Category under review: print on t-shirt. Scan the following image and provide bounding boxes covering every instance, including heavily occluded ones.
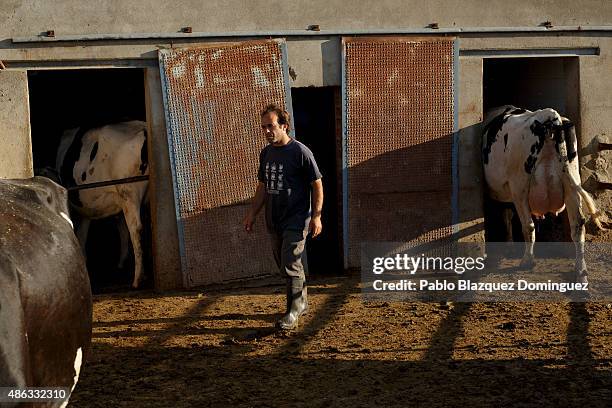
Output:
[266,162,285,195]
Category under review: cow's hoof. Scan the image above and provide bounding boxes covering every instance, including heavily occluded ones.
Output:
[576,271,588,285]
[131,274,144,289]
[519,258,535,270]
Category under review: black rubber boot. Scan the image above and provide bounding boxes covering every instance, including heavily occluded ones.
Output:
[277,283,308,330]
[285,280,292,314]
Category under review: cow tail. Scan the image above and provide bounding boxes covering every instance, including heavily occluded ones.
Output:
[578,187,604,230]
[557,119,605,230]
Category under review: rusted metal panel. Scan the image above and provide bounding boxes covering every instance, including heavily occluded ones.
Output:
[342,37,457,268]
[159,40,291,287]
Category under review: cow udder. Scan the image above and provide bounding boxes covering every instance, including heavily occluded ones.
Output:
[528,141,565,217]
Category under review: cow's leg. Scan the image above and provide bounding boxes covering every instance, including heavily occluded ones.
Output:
[117,216,130,270]
[502,207,514,242]
[75,218,90,259]
[513,196,536,269]
[120,199,143,288]
[565,190,587,283]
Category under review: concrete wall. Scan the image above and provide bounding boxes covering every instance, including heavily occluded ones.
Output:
[457,57,484,244]
[578,40,612,236]
[1,1,610,37]
[0,1,610,289]
[144,68,183,290]
[0,70,32,179]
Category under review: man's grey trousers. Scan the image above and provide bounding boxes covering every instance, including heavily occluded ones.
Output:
[269,229,309,291]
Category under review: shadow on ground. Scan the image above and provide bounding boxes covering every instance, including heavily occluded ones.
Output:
[70,275,611,408]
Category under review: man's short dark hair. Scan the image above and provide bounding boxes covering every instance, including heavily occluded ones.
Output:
[261,104,291,132]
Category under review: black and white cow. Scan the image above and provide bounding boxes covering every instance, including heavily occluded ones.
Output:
[482,106,603,283]
[56,121,149,288]
[0,177,92,407]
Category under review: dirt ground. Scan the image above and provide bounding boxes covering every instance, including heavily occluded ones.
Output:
[69,268,611,408]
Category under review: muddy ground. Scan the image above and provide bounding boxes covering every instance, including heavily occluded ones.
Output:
[69,266,611,408]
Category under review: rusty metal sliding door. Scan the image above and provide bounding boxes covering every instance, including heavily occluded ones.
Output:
[342,37,458,268]
[159,40,293,286]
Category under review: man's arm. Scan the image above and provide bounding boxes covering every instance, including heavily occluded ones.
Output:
[243,182,266,233]
[309,178,323,238]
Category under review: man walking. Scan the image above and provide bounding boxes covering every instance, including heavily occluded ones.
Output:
[243,104,323,330]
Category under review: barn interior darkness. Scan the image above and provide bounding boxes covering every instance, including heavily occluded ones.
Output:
[482,57,579,244]
[291,86,342,274]
[28,68,150,292]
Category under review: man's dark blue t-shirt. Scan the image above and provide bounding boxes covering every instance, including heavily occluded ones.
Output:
[257,139,322,233]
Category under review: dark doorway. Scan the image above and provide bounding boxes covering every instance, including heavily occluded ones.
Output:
[292,87,342,274]
[28,68,151,292]
[28,69,146,169]
[484,57,580,119]
[482,57,579,243]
